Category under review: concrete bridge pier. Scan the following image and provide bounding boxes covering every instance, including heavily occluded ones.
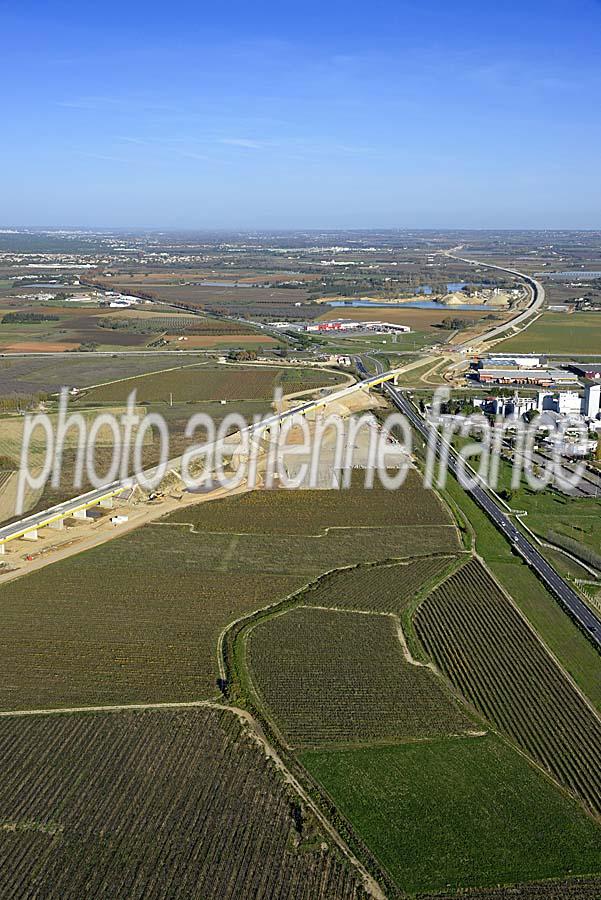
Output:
[72,509,89,521]
[48,519,64,530]
[22,529,38,541]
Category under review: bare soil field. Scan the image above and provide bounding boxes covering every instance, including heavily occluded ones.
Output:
[164,332,279,347]
[317,306,502,331]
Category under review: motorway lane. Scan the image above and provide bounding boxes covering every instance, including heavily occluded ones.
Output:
[385,380,601,649]
[355,355,601,647]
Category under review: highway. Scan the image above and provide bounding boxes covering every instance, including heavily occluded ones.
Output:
[445,251,545,348]
[355,356,601,650]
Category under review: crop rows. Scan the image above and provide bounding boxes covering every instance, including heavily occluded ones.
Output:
[83,365,343,403]
[304,556,456,614]
[0,529,304,709]
[248,606,472,747]
[169,468,454,534]
[419,877,601,899]
[0,505,457,711]
[0,707,368,899]
[414,558,601,816]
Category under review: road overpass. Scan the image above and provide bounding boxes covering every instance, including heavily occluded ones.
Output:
[0,483,126,553]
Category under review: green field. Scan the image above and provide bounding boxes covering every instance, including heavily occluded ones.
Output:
[415,558,601,817]
[497,311,601,354]
[80,364,346,403]
[482,451,601,560]
[247,606,472,747]
[301,734,601,895]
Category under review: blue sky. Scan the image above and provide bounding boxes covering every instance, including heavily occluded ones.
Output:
[2,0,601,228]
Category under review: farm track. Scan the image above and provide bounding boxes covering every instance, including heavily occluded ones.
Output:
[415,558,601,817]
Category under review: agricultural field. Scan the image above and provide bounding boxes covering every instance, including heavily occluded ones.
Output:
[301,734,601,895]
[497,311,601,354]
[438,475,601,713]
[246,606,473,748]
[414,558,601,816]
[0,354,210,395]
[0,293,282,352]
[0,404,149,469]
[317,304,501,333]
[0,479,457,710]
[166,524,460,577]
[96,278,317,321]
[0,304,153,351]
[0,706,367,899]
[419,878,601,900]
[0,527,304,709]
[302,556,457,614]
[168,468,455,534]
[80,364,347,404]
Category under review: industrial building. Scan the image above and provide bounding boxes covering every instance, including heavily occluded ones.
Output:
[477,367,577,387]
[474,394,538,419]
[478,354,544,369]
[567,363,601,380]
[475,385,600,422]
[305,319,411,334]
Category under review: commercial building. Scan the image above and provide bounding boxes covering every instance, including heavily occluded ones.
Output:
[305,319,411,334]
[477,367,576,387]
[478,354,543,369]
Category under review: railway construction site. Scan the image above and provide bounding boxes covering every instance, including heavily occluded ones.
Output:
[0,231,600,900]
[0,366,401,581]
